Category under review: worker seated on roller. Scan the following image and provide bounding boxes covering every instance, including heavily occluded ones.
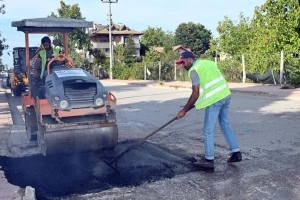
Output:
[31,36,65,80]
[38,36,66,80]
[29,36,64,98]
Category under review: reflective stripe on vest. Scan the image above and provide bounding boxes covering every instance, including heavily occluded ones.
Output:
[199,76,225,94]
[188,60,231,109]
[198,82,227,102]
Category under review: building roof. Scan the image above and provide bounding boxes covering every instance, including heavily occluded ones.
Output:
[152,47,165,53]
[172,45,191,52]
[152,45,191,53]
[89,23,143,36]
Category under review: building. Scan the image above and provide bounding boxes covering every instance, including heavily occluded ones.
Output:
[88,23,143,58]
[172,45,192,54]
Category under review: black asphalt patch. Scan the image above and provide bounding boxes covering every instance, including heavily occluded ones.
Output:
[0,141,194,199]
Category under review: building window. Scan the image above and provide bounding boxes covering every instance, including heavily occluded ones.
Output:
[124,37,131,44]
[100,37,109,43]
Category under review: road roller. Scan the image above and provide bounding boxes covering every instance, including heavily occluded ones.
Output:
[12,18,118,156]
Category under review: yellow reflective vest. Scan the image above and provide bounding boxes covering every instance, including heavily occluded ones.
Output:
[39,48,60,78]
[188,60,231,109]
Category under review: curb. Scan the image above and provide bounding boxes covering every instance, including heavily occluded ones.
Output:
[101,80,300,100]
[0,86,37,200]
[123,82,281,97]
[0,89,13,127]
[230,89,278,98]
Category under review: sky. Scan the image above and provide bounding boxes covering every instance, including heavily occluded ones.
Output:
[0,0,266,68]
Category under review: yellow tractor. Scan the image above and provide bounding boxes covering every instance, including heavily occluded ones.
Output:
[10,47,38,96]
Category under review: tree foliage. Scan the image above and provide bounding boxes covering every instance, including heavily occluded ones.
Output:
[89,49,108,67]
[247,0,300,85]
[159,50,177,81]
[251,0,300,53]
[124,36,137,64]
[143,48,160,63]
[215,14,252,57]
[214,0,300,85]
[248,0,300,75]
[0,0,4,15]
[141,42,177,81]
[113,37,144,80]
[50,0,90,51]
[49,0,92,69]
[141,27,175,53]
[0,0,8,59]
[141,27,165,47]
[114,45,125,65]
[174,22,212,56]
[163,31,175,53]
[114,36,137,65]
[210,14,253,81]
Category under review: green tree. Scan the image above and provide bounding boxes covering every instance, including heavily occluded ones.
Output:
[0,0,8,59]
[112,38,144,80]
[143,48,160,63]
[49,1,95,71]
[141,27,165,47]
[249,0,300,84]
[141,27,175,53]
[114,36,136,65]
[163,31,175,53]
[0,0,4,14]
[174,22,212,56]
[141,27,176,81]
[215,14,252,57]
[50,0,90,50]
[89,49,108,67]
[213,1,300,84]
[124,36,137,64]
[210,14,252,81]
[114,44,126,65]
[159,49,177,81]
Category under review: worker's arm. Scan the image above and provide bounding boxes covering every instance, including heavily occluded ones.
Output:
[177,83,199,119]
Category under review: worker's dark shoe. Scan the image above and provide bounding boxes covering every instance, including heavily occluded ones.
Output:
[193,158,214,169]
[227,151,242,163]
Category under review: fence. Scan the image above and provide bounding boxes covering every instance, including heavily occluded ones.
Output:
[238,51,299,85]
[90,51,299,85]
[140,51,299,85]
[142,61,187,82]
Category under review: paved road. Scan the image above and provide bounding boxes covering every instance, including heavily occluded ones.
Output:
[1,81,300,200]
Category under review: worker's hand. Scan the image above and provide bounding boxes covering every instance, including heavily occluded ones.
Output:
[39,44,45,50]
[177,109,186,120]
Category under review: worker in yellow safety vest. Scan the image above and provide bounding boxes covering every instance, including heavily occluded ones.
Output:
[37,36,60,79]
[175,51,242,170]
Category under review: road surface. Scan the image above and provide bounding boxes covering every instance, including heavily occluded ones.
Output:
[0,82,300,200]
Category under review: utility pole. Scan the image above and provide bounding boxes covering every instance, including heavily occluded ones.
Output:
[101,0,118,80]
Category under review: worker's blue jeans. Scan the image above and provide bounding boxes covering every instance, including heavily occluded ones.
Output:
[203,96,240,160]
